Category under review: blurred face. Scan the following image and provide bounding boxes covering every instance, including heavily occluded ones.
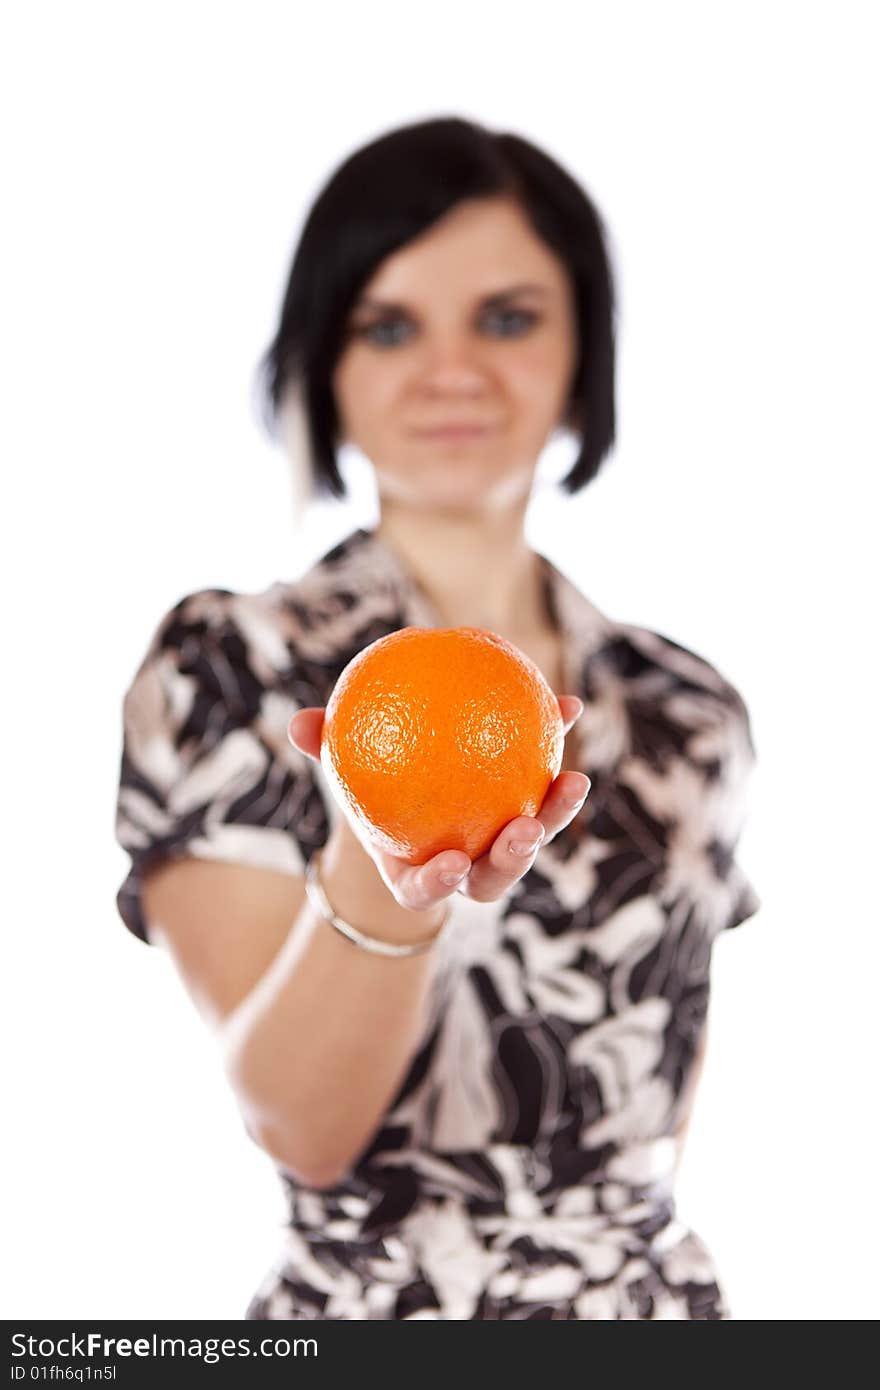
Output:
[331,196,580,516]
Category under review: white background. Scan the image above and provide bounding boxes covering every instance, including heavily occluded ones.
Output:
[3,1,877,1320]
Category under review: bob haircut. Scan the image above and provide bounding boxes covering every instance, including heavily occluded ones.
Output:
[257,116,617,497]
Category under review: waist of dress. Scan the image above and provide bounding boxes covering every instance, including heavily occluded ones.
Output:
[282,1137,680,1243]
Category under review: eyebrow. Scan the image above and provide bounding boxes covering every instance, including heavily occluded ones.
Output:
[352,282,552,313]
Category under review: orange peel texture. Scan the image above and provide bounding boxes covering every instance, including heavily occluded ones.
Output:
[320,626,565,864]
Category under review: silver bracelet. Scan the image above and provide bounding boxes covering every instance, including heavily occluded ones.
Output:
[304,850,451,958]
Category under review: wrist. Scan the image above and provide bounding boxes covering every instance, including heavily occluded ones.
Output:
[321,820,447,946]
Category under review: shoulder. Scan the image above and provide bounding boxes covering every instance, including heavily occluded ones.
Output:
[127,583,299,735]
[591,618,756,773]
[144,579,306,677]
[145,586,237,657]
[547,556,751,735]
[121,578,329,784]
[146,528,392,665]
[132,547,371,719]
[607,620,749,703]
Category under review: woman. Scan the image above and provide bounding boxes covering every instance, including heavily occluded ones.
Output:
[114,117,761,1320]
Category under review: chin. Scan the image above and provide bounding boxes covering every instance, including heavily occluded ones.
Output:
[378,455,535,515]
[429,482,531,518]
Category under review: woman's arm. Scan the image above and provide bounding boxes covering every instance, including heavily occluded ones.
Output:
[143,815,452,1191]
[142,697,588,1191]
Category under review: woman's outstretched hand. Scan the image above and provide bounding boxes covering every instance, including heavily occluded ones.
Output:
[288,695,589,911]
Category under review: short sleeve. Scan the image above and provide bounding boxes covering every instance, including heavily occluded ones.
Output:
[113,590,329,945]
[703,687,763,935]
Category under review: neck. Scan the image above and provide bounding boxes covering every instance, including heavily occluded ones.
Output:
[375,499,551,638]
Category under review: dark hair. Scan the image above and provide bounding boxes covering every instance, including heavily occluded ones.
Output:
[256,116,617,497]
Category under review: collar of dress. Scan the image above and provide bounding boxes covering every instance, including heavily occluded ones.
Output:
[303,525,616,698]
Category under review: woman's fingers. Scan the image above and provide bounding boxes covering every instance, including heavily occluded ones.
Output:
[557,694,584,735]
[340,777,590,912]
[288,707,325,760]
[463,816,546,902]
[292,692,588,909]
[464,773,590,902]
[379,849,473,913]
[535,771,591,843]
[382,771,590,910]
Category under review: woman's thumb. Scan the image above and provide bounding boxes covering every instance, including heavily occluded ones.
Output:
[287,707,325,760]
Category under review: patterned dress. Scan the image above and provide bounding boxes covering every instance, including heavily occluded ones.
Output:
[114,525,761,1320]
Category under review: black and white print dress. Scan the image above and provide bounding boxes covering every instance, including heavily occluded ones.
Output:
[114,526,761,1320]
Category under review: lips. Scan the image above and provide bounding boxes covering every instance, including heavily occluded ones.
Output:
[411,423,497,440]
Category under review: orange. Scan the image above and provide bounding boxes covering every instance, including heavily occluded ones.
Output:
[320,626,564,864]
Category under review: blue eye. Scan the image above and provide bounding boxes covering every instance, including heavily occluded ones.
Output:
[483,308,537,335]
[351,306,539,348]
[358,318,413,347]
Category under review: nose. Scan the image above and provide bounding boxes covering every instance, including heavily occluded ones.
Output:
[416,331,493,397]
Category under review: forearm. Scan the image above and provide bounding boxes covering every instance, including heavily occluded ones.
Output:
[221,817,444,1189]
